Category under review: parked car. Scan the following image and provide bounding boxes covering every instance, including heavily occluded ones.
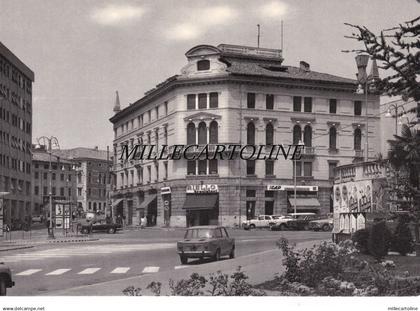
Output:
[270,213,317,231]
[242,215,283,229]
[80,219,121,234]
[177,226,235,264]
[31,215,44,223]
[0,263,14,296]
[308,217,334,231]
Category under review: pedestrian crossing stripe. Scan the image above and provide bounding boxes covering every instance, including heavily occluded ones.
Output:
[110,267,130,274]
[16,269,42,276]
[174,266,187,270]
[78,268,101,275]
[46,269,71,275]
[142,266,159,273]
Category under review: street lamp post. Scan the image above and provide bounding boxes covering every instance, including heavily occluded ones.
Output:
[294,140,304,215]
[385,104,406,136]
[36,136,60,239]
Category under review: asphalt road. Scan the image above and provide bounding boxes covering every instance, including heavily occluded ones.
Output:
[1,228,331,296]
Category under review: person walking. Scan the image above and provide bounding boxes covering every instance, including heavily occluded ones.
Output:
[140,216,146,229]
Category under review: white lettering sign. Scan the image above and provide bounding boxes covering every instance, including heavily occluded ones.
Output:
[161,187,171,195]
[267,185,318,192]
[186,184,219,193]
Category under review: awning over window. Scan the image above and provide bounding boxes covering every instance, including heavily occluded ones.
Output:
[136,194,157,211]
[288,198,321,210]
[112,198,124,208]
[183,194,218,211]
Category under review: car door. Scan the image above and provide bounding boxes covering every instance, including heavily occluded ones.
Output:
[222,227,233,254]
[257,216,265,227]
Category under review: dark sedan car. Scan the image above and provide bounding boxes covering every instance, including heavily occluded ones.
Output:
[80,219,121,234]
[177,226,235,264]
[0,263,14,296]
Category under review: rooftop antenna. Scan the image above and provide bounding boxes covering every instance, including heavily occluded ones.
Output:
[257,24,261,48]
[281,20,284,59]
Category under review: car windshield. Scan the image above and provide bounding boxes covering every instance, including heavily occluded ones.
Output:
[184,228,215,239]
[272,216,283,219]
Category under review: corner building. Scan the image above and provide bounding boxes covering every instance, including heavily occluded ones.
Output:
[110,44,381,228]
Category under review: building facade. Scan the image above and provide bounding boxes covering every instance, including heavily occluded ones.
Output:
[110,43,381,228]
[54,148,112,216]
[32,148,77,218]
[0,42,34,226]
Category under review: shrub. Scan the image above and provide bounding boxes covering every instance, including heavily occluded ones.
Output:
[368,220,389,261]
[392,215,414,256]
[352,229,369,254]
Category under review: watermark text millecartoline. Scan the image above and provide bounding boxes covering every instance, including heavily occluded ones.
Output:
[119,144,305,161]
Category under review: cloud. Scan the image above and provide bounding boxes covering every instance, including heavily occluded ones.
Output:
[90,4,145,26]
[166,5,238,41]
[259,1,288,19]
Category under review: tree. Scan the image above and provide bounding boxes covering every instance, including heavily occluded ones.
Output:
[368,220,389,262]
[392,214,414,256]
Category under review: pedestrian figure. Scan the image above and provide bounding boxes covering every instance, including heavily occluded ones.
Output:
[116,214,122,226]
[151,215,156,226]
[140,216,146,229]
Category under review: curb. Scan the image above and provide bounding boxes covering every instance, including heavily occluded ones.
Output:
[0,245,34,252]
[0,238,99,250]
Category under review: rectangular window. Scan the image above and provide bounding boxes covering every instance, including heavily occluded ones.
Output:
[187,160,196,175]
[246,160,255,175]
[198,160,207,175]
[354,101,362,116]
[329,162,337,180]
[52,173,56,180]
[329,99,337,114]
[265,160,274,176]
[35,171,39,179]
[266,94,274,110]
[68,188,71,197]
[155,106,159,120]
[164,102,168,116]
[164,162,168,179]
[198,93,207,109]
[294,161,302,177]
[304,97,312,112]
[209,92,218,108]
[293,96,302,112]
[265,190,274,198]
[246,190,256,197]
[303,162,312,177]
[43,172,47,180]
[187,94,196,110]
[52,187,56,196]
[209,159,218,174]
[247,93,255,109]
[60,187,64,196]
[60,173,64,181]
[34,186,39,195]
[265,201,274,215]
[43,186,47,195]
[147,166,151,182]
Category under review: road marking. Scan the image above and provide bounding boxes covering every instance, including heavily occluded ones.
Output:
[174,266,187,270]
[46,269,71,276]
[78,268,101,275]
[142,266,159,273]
[111,267,130,274]
[16,269,42,276]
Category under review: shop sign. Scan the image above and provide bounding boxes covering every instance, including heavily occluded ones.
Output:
[186,184,219,193]
[161,187,171,195]
[267,185,318,192]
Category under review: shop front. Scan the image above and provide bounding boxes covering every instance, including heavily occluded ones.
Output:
[267,185,320,214]
[183,184,219,227]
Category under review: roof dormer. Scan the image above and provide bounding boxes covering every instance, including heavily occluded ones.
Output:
[181,45,227,77]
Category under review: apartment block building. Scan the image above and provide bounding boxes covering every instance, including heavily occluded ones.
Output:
[0,42,34,226]
[110,43,381,228]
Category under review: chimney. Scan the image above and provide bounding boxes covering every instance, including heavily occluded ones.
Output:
[299,61,310,71]
[113,90,121,113]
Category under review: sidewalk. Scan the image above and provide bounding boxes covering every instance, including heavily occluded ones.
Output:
[45,239,326,296]
[0,229,99,251]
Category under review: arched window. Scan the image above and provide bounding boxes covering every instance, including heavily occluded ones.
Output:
[197,60,210,71]
[266,123,274,145]
[93,202,97,212]
[198,122,207,145]
[209,121,218,144]
[247,122,255,145]
[293,125,301,144]
[187,122,196,145]
[329,127,337,149]
[304,125,312,147]
[354,128,362,150]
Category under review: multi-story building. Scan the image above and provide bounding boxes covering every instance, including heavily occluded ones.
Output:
[110,43,381,228]
[54,147,112,215]
[0,42,34,225]
[32,148,77,218]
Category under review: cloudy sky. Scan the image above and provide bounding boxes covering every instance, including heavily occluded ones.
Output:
[0,0,418,149]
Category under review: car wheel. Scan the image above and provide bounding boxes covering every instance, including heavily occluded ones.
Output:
[249,224,256,230]
[180,256,188,265]
[229,247,235,259]
[108,227,116,234]
[213,249,221,261]
[322,224,330,232]
[304,224,310,231]
[0,278,7,296]
[279,224,286,231]
[81,228,89,234]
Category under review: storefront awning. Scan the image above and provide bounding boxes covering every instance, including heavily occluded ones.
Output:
[288,198,321,210]
[183,194,218,211]
[112,198,124,208]
[136,194,157,211]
